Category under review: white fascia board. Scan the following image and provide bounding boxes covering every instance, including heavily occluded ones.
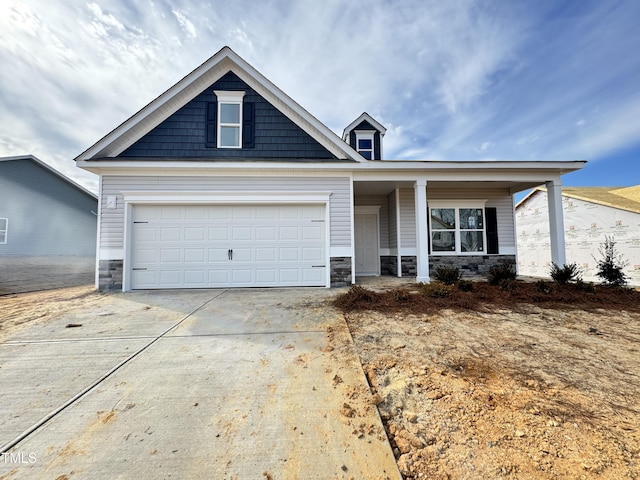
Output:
[77,159,584,172]
[342,112,387,138]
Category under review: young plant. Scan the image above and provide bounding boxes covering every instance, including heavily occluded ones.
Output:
[487,263,516,285]
[433,265,461,285]
[549,262,582,284]
[594,236,629,287]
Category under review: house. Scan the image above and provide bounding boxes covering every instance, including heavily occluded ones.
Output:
[75,46,585,291]
[0,155,97,256]
[516,185,640,286]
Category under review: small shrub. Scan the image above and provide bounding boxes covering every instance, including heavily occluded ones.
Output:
[594,236,629,286]
[433,265,461,285]
[575,279,596,293]
[386,288,412,302]
[487,263,516,285]
[334,285,379,311]
[421,282,455,298]
[457,279,474,292]
[535,279,554,294]
[498,278,517,291]
[549,262,582,284]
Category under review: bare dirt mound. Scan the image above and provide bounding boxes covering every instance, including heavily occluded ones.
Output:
[338,285,640,479]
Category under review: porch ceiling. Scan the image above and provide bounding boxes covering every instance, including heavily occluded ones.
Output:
[353,180,548,196]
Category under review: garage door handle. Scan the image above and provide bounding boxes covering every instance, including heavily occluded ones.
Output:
[132,268,147,271]
[228,249,233,260]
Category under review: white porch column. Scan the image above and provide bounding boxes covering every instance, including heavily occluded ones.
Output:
[546,179,566,266]
[414,179,430,283]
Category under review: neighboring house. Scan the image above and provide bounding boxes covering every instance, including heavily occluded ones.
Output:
[0,155,97,256]
[516,186,640,286]
[75,46,584,291]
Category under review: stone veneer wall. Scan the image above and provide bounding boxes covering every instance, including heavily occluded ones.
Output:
[401,256,417,277]
[99,259,123,291]
[380,256,397,276]
[429,255,516,279]
[330,257,352,287]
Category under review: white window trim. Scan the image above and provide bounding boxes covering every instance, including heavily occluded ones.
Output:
[428,200,487,255]
[214,90,245,149]
[0,217,7,244]
[355,131,375,160]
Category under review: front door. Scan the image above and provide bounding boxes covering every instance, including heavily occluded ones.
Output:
[354,213,379,276]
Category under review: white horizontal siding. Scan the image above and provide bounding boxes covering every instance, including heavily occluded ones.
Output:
[100,175,351,254]
[399,188,416,249]
[388,191,397,249]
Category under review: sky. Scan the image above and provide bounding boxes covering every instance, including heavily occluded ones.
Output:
[1,0,640,197]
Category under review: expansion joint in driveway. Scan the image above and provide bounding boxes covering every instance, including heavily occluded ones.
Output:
[0,289,228,454]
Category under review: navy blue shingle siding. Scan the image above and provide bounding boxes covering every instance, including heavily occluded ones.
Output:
[121,72,337,159]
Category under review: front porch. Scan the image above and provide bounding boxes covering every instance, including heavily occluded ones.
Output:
[349,175,567,286]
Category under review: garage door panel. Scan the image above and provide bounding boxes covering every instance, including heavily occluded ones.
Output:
[208,248,230,262]
[302,225,323,239]
[255,269,277,283]
[159,270,182,285]
[184,249,205,263]
[279,247,300,261]
[208,269,231,285]
[160,207,183,220]
[135,227,158,242]
[302,247,323,261]
[278,226,299,241]
[255,226,276,240]
[232,226,253,241]
[135,248,159,264]
[131,204,326,289]
[255,248,276,262]
[160,249,182,263]
[208,227,229,241]
[160,228,181,241]
[184,270,206,285]
[185,227,205,241]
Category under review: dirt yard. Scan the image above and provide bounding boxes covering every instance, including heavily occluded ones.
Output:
[338,284,640,479]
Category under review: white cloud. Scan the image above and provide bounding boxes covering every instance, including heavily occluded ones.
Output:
[1,0,640,189]
[172,9,197,39]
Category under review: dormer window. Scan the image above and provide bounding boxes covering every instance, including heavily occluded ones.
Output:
[343,113,386,161]
[356,131,374,160]
[214,91,245,148]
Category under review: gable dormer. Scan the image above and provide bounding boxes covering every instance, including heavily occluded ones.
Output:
[342,113,387,160]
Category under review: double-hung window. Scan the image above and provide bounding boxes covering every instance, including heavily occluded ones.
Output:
[429,202,486,254]
[0,218,7,244]
[355,131,374,160]
[214,91,245,148]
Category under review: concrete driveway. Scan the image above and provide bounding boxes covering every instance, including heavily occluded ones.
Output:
[0,288,400,479]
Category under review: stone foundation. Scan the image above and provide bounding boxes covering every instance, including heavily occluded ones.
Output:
[429,255,516,279]
[330,257,352,287]
[380,256,397,276]
[99,259,123,291]
[401,256,417,277]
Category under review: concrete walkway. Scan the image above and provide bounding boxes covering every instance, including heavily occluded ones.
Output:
[0,288,400,479]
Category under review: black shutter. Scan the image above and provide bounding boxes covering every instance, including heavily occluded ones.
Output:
[485,207,499,254]
[242,102,255,148]
[374,132,381,160]
[205,102,217,148]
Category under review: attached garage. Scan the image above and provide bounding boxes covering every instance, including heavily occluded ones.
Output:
[129,204,327,289]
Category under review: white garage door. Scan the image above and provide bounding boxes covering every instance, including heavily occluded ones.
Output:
[130,204,326,289]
